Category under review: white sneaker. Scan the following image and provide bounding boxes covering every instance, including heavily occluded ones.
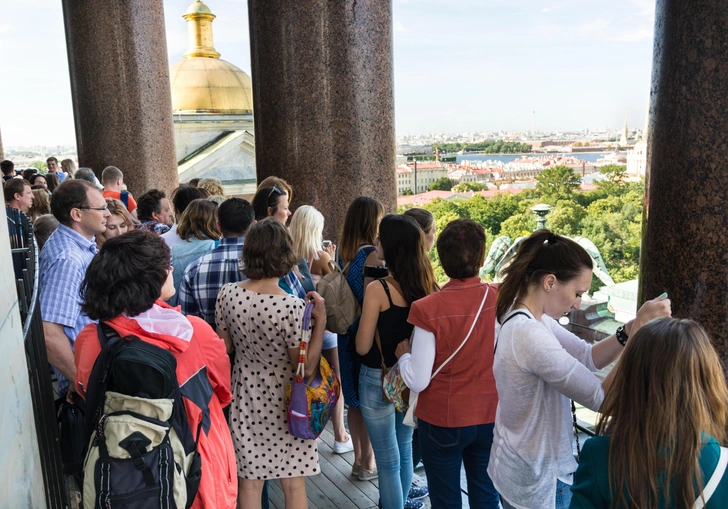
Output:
[333,434,354,454]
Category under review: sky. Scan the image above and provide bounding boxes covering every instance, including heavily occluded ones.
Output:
[0,0,655,147]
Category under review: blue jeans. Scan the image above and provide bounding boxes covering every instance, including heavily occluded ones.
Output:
[500,480,572,509]
[359,365,414,509]
[418,419,499,509]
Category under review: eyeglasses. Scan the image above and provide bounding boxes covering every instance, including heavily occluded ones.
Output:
[267,186,283,199]
[78,205,109,212]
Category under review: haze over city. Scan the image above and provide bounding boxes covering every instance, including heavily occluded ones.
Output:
[1,0,655,147]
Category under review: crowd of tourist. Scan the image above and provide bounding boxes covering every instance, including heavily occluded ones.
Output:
[4,157,728,509]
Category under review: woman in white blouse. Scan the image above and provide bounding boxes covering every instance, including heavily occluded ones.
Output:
[490,229,670,509]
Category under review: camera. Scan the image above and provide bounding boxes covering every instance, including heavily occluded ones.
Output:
[363,265,389,279]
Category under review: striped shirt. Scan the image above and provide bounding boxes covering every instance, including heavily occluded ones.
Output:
[39,223,97,393]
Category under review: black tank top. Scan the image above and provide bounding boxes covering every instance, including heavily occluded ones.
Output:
[360,279,414,369]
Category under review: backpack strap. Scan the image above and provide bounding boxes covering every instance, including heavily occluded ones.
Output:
[120,190,129,209]
[693,446,728,509]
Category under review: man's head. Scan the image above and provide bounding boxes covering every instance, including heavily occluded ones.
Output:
[137,189,173,226]
[74,167,101,187]
[0,160,14,176]
[171,185,206,216]
[51,180,111,239]
[46,157,59,173]
[218,198,255,238]
[4,179,33,213]
[101,166,124,191]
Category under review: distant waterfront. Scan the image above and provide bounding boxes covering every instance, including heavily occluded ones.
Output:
[455,152,606,164]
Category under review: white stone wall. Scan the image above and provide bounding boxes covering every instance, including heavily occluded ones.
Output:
[0,206,47,507]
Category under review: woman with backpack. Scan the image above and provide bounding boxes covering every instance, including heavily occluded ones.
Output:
[74,230,237,509]
[338,196,385,480]
[289,205,352,452]
[490,229,671,509]
[570,318,728,508]
[356,214,439,509]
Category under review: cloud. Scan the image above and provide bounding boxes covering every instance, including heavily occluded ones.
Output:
[394,20,410,33]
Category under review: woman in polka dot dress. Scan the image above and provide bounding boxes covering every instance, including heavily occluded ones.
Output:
[216,218,327,508]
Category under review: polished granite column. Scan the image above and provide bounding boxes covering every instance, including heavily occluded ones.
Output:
[62,0,178,196]
[639,0,728,364]
[248,0,396,239]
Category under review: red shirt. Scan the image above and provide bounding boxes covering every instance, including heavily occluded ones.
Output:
[74,301,237,509]
[103,189,137,213]
[408,277,498,428]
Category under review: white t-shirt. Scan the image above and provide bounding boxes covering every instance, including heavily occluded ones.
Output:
[488,309,604,509]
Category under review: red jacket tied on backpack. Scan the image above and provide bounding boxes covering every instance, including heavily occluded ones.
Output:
[74,300,237,509]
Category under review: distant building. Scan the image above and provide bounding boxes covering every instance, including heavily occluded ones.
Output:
[396,163,448,195]
[169,0,256,192]
[627,140,647,176]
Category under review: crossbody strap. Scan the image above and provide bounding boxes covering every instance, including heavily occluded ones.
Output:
[693,446,728,509]
[430,285,490,381]
[494,311,531,354]
[295,303,315,381]
[373,279,395,375]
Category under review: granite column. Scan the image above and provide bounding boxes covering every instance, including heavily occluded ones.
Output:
[62,0,178,196]
[639,0,728,365]
[248,0,397,239]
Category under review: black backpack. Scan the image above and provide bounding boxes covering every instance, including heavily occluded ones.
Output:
[82,323,202,509]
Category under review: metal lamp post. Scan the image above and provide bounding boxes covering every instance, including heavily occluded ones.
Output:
[530,203,554,230]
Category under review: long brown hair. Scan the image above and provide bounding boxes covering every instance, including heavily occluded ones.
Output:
[495,229,592,322]
[597,318,728,509]
[340,197,385,262]
[378,214,438,304]
[176,199,220,241]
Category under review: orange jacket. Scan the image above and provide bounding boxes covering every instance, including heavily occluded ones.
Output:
[74,300,237,509]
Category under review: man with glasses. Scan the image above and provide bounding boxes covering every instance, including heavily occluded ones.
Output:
[39,179,110,400]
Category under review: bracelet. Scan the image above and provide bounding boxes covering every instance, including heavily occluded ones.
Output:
[615,325,628,347]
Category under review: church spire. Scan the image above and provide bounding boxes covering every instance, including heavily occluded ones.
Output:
[183,0,221,59]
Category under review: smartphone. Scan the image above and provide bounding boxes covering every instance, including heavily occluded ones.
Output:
[323,240,331,248]
[363,265,389,279]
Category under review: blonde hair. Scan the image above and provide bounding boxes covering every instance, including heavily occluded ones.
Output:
[176,199,220,241]
[289,205,325,261]
[197,178,225,197]
[106,198,134,229]
[61,159,76,177]
[597,318,728,509]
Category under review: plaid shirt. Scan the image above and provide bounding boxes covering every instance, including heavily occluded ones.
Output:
[179,237,247,327]
[39,223,97,393]
[138,220,172,235]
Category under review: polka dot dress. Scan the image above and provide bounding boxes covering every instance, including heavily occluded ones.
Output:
[215,283,320,480]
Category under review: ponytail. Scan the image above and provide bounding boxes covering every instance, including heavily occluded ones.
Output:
[495,229,593,322]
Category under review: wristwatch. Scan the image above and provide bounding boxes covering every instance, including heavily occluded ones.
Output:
[615,325,629,347]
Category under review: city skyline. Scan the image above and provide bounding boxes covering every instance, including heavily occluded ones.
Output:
[1,0,655,147]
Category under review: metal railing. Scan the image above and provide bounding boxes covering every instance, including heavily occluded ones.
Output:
[8,206,69,508]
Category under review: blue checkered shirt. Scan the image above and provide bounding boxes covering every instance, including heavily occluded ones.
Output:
[39,223,97,393]
[179,237,247,327]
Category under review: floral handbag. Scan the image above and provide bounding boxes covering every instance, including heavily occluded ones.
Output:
[286,302,341,440]
[376,328,411,414]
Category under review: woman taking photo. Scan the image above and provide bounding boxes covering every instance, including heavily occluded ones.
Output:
[356,214,438,509]
[169,198,220,305]
[338,196,385,480]
[95,198,134,248]
[289,205,352,452]
[490,229,671,509]
[571,317,728,508]
[215,218,326,509]
[398,219,498,509]
[73,230,237,509]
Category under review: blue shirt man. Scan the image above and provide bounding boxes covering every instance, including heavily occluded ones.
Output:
[39,180,110,396]
[178,198,255,328]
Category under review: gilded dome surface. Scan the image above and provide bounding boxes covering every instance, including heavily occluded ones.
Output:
[170,58,253,114]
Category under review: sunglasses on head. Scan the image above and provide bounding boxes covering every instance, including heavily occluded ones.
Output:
[267,186,283,199]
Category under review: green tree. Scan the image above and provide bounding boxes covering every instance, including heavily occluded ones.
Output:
[452,181,486,192]
[596,164,627,194]
[500,213,536,241]
[428,177,453,191]
[28,161,48,172]
[401,189,414,195]
[535,165,581,203]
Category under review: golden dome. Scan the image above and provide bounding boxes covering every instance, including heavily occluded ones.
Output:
[170,0,253,114]
[170,58,253,114]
